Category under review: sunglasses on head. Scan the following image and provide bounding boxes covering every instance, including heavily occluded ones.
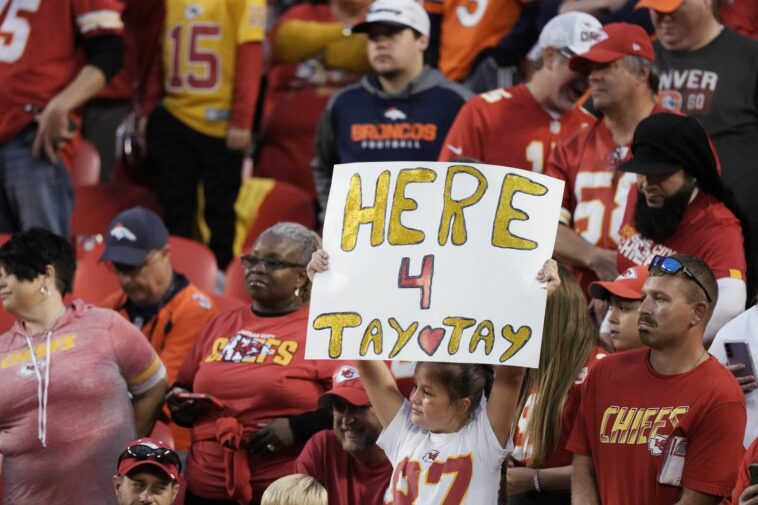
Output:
[648,255,712,302]
[118,444,182,472]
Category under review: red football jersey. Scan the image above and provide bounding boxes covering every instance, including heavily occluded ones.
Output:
[545,105,668,289]
[617,189,746,281]
[567,348,746,504]
[439,83,594,172]
[0,0,124,142]
[426,0,527,81]
[176,305,342,500]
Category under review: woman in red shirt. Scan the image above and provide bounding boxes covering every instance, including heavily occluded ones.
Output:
[168,223,340,505]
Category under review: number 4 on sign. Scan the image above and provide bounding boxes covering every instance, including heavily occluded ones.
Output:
[398,255,434,309]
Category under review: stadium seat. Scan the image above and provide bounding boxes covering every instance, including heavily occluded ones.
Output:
[72,183,162,239]
[168,236,218,294]
[149,421,175,450]
[237,178,317,254]
[210,292,246,313]
[223,257,251,303]
[71,139,101,186]
[72,244,120,304]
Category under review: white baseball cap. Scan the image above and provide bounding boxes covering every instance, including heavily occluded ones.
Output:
[352,0,430,37]
[529,12,603,60]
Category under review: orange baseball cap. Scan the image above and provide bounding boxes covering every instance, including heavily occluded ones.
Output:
[589,265,649,301]
[635,0,684,13]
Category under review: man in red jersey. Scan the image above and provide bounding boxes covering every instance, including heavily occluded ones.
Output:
[616,112,746,342]
[569,254,746,505]
[546,22,665,297]
[295,365,392,505]
[439,11,601,171]
[0,0,124,238]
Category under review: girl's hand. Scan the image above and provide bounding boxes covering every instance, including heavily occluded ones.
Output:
[537,259,560,297]
[307,249,330,281]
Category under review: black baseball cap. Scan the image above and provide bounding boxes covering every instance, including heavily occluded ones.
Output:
[619,113,717,176]
[100,207,168,266]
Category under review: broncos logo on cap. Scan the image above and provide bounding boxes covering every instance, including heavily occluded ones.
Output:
[110,224,137,242]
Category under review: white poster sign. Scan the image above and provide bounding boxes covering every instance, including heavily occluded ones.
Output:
[306,161,564,367]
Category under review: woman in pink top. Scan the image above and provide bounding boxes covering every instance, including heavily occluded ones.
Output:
[0,227,168,505]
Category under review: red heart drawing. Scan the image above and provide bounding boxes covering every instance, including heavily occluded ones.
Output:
[418,326,445,356]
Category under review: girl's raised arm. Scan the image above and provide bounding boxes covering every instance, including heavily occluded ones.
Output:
[487,259,560,446]
[355,360,405,428]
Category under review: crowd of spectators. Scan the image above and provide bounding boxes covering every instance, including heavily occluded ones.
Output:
[2,0,758,504]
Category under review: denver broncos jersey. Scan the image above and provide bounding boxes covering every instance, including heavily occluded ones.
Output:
[567,348,745,504]
[0,0,123,142]
[439,84,594,171]
[425,0,527,81]
[378,398,511,504]
[617,189,746,281]
[175,305,342,500]
[161,0,265,138]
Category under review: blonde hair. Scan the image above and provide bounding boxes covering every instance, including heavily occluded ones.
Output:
[261,474,327,505]
[514,265,597,466]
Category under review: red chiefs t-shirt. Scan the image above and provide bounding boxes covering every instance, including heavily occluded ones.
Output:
[295,430,393,505]
[0,0,124,142]
[439,83,594,172]
[176,305,342,501]
[512,347,607,468]
[568,348,746,503]
[617,189,746,281]
[545,105,668,291]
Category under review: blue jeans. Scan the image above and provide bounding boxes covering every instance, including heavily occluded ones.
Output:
[0,125,74,238]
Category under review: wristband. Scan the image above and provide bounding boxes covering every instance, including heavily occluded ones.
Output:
[533,470,542,493]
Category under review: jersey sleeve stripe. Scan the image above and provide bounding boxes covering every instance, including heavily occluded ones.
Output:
[76,10,124,34]
[127,356,166,394]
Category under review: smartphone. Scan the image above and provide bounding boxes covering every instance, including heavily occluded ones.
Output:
[175,392,225,411]
[749,464,758,486]
[724,341,757,380]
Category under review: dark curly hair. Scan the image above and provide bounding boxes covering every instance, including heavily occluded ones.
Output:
[0,227,76,295]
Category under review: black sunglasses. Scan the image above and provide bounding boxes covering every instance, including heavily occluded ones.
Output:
[241,255,306,271]
[648,255,712,302]
[118,444,182,472]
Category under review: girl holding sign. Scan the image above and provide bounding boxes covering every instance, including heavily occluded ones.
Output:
[308,250,560,504]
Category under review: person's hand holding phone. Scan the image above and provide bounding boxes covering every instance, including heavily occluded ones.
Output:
[165,387,203,427]
[727,363,758,393]
[740,484,758,504]
[245,418,295,458]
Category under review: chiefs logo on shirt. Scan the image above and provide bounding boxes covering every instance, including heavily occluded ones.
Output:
[221,331,274,362]
[422,450,440,463]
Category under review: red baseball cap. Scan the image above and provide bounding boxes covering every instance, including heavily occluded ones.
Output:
[117,438,180,481]
[319,365,371,408]
[588,265,649,301]
[569,23,655,73]
[635,0,684,13]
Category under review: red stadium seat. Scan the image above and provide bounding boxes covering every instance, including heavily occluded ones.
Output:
[71,139,101,186]
[240,179,317,253]
[72,244,120,303]
[72,183,162,239]
[223,257,251,303]
[149,421,175,450]
[210,292,246,314]
[168,237,217,294]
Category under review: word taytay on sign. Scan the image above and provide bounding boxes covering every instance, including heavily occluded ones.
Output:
[307,162,563,368]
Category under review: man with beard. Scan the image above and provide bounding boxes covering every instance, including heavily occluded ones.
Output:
[438,12,601,169]
[569,254,746,505]
[546,22,668,297]
[616,113,746,341]
[295,365,392,505]
[311,0,472,224]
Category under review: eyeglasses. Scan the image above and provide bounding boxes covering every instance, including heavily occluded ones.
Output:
[648,255,712,302]
[109,250,161,276]
[331,399,369,416]
[240,255,306,271]
[118,444,182,472]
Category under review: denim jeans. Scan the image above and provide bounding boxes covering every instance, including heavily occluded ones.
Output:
[0,125,74,238]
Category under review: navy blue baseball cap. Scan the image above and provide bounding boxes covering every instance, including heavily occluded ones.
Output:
[100,207,169,266]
